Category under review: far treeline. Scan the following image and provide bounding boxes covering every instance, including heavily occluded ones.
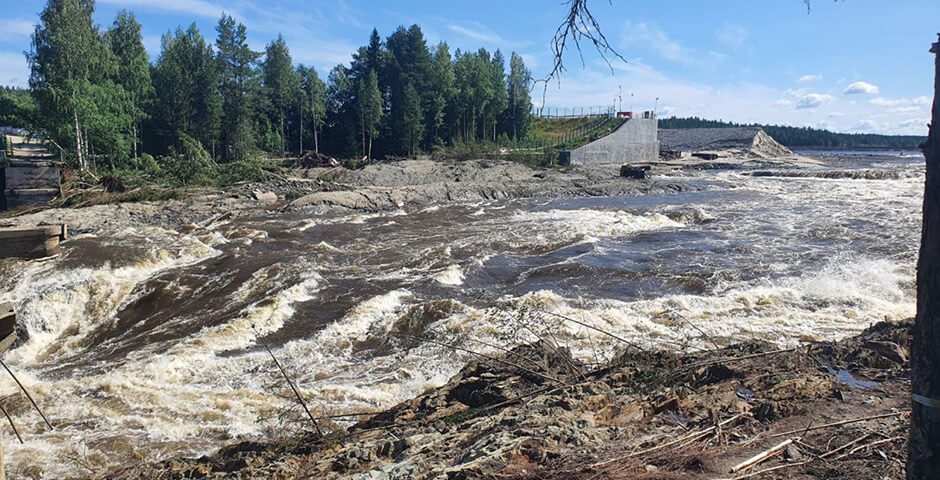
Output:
[0,0,534,180]
[659,116,927,150]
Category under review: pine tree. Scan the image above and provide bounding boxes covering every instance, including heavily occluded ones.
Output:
[216,14,259,162]
[262,35,298,157]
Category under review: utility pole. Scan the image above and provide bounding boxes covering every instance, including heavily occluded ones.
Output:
[911,33,940,480]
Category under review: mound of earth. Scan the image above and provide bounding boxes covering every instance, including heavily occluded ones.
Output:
[659,128,793,158]
[105,321,912,480]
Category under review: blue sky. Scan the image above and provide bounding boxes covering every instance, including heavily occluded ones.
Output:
[1,0,937,135]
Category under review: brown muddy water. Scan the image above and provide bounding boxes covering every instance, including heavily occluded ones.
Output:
[0,153,925,478]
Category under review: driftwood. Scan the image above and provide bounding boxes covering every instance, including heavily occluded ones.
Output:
[730,438,793,473]
[769,411,906,438]
[590,413,750,468]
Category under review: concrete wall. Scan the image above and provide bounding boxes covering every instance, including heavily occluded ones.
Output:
[567,117,659,166]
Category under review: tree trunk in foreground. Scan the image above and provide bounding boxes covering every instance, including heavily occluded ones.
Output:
[910,33,940,480]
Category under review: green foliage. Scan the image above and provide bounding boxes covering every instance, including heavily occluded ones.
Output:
[298,65,326,152]
[216,14,260,162]
[214,158,269,185]
[356,69,383,158]
[150,24,221,155]
[0,87,38,130]
[20,7,540,187]
[659,116,927,149]
[262,35,299,157]
[158,132,213,185]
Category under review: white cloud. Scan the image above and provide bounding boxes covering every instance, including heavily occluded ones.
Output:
[797,74,822,83]
[827,112,844,118]
[447,24,505,44]
[870,97,905,107]
[851,119,879,132]
[900,118,927,129]
[715,24,748,49]
[843,81,880,95]
[622,22,695,66]
[774,99,793,108]
[0,19,34,36]
[796,93,835,109]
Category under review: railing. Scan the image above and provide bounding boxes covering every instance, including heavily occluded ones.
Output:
[533,106,615,118]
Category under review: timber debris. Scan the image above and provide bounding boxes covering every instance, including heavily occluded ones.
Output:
[104,320,913,480]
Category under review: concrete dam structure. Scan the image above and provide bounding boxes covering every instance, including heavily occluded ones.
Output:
[562,117,659,166]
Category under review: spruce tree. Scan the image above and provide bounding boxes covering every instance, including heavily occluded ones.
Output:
[216,14,259,162]
[262,35,298,157]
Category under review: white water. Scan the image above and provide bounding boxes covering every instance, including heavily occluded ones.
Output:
[0,153,923,478]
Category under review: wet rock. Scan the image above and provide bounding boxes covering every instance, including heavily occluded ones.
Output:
[252,190,278,205]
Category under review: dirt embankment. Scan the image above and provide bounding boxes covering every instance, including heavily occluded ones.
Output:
[105,321,912,480]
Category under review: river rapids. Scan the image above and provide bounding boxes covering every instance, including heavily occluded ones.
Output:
[0,152,924,478]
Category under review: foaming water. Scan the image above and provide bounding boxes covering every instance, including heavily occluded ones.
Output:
[0,152,923,477]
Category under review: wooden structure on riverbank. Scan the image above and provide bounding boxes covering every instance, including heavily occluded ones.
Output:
[0,225,67,259]
[1,135,61,211]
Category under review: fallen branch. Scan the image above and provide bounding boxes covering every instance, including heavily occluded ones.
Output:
[682,348,798,370]
[731,438,794,473]
[728,460,812,480]
[590,413,749,469]
[820,432,872,458]
[0,359,53,430]
[251,325,323,438]
[834,436,903,460]
[770,412,906,438]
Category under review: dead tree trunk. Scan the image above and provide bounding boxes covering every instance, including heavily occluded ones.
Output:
[910,33,940,480]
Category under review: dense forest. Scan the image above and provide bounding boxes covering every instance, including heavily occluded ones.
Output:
[0,0,534,174]
[659,116,927,149]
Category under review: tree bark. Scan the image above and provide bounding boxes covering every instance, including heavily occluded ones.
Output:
[73,110,84,171]
[910,33,940,480]
[279,109,285,157]
[312,98,319,153]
